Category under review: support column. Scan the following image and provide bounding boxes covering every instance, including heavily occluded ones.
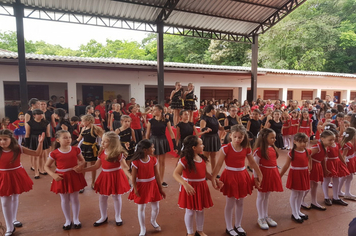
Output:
[0,81,5,116]
[14,0,28,112]
[194,84,201,109]
[313,89,321,100]
[239,86,248,103]
[279,88,287,102]
[157,21,164,105]
[342,89,350,104]
[130,82,145,111]
[250,34,258,102]
[67,81,77,117]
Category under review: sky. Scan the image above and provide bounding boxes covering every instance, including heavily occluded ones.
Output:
[0,15,149,49]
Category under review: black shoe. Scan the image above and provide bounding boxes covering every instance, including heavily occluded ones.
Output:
[30,167,35,171]
[300,214,308,220]
[195,232,201,236]
[5,227,15,236]
[79,188,85,193]
[162,182,168,188]
[247,166,253,173]
[39,171,48,175]
[116,221,123,226]
[73,223,81,229]
[311,203,326,211]
[226,229,237,236]
[34,175,40,179]
[216,175,221,179]
[93,217,108,227]
[291,215,303,223]
[13,221,22,227]
[234,226,247,236]
[324,198,332,206]
[301,204,311,210]
[63,223,72,230]
[332,198,348,206]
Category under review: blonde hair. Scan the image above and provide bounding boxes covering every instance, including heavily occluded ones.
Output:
[99,131,127,162]
[81,114,104,137]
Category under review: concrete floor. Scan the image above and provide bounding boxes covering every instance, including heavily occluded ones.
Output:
[1,149,354,236]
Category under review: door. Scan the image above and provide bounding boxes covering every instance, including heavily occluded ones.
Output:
[82,85,103,105]
[333,91,341,104]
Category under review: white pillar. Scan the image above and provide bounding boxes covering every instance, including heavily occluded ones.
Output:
[313,89,321,99]
[239,86,247,103]
[0,81,4,116]
[67,81,77,117]
[279,88,287,102]
[342,89,350,103]
[194,84,201,109]
[130,81,145,111]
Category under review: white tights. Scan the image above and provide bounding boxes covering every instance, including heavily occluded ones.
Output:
[59,192,80,226]
[17,135,25,145]
[256,191,270,220]
[322,177,339,200]
[283,135,291,149]
[184,209,204,234]
[339,175,355,197]
[96,194,123,223]
[290,190,306,220]
[224,197,244,235]
[0,194,19,233]
[138,202,159,235]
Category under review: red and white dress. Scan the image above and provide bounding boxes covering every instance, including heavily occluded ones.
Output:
[94,152,130,195]
[310,142,326,182]
[94,117,103,129]
[282,119,291,136]
[177,157,213,211]
[253,147,283,193]
[289,118,299,136]
[342,142,356,174]
[326,143,350,177]
[219,144,253,199]
[128,156,162,204]
[315,118,326,140]
[49,146,87,194]
[299,119,312,137]
[286,149,311,191]
[0,146,33,196]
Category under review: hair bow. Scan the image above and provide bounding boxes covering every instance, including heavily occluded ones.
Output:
[325,126,330,130]
[181,144,184,151]
[135,144,138,152]
[343,132,349,138]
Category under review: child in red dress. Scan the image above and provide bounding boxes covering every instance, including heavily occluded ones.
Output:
[82,131,131,227]
[253,128,283,230]
[173,135,218,236]
[0,130,44,236]
[338,127,356,200]
[281,111,291,150]
[44,130,87,230]
[280,133,311,223]
[128,139,166,236]
[212,125,262,236]
[289,111,299,145]
[298,110,313,139]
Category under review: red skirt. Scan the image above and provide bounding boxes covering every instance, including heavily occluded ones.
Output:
[50,170,87,194]
[289,126,298,135]
[315,130,321,140]
[178,180,213,211]
[256,166,283,193]
[94,169,130,195]
[299,127,312,137]
[326,159,350,178]
[348,157,356,174]
[286,169,310,191]
[310,161,324,182]
[220,169,252,199]
[338,160,350,177]
[0,168,33,196]
[128,179,162,204]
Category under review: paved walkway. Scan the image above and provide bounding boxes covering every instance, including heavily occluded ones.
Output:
[1,149,354,236]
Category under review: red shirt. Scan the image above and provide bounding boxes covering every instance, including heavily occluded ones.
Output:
[95,105,106,120]
[130,112,142,130]
[126,103,136,111]
[49,146,81,170]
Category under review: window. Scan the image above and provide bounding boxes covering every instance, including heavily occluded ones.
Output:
[287,91,293,100]
[301,91,313,100]
[263,90,279,100]
[200,89,233,101]
[4,84,49,101]
[321,91,326,100]
[350,92,356,101]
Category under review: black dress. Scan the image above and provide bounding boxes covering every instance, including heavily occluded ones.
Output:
[201,115,221,152]
[184,90,197,111]
[217,113,226,126]
[176,121,194,152]
[27,119,50,150]
[80,126,99,162]
[171,90,183,109]
[118,127,134,160]
[223,115,239,144]
[112,111,122,130]
[149,118,171,155]
[240,114,250,128]
[268,119,284,148]
[249,119,262,137]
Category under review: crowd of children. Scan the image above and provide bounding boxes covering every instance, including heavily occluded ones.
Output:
[1,91,356,236]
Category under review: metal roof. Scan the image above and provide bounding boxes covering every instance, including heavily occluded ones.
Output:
[1,50,355,78]
[0,0,307,43]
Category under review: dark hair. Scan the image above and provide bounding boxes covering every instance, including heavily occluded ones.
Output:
[179,109,189,116]
[254,128,279,160]
[94,110,102,120]
[324,123,339,139]
[340,127,356,150]
[299,110,310,126]
[0,129,21,163]
[131,139,153,161]
[54,108,67,124]
[154,104,165,122]
[32,108,44,115]
[70,116,80,122]
[203,104,215,116]
[28,98,39,107]
[230,124,250,148]
[334,112,345,127]
[351,114,356,129]
[319,130,335,154]
[53,130,70,149]
[290,133,309,161]
[179,135,208,172]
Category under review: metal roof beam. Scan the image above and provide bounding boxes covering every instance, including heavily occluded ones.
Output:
[229,0,280,10]
[155,0,180,23]
[249,0,307,35]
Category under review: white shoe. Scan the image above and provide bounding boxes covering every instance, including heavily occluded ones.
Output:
[344,195,356,201]
[265,216,277,227]
[257,218,269,230]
